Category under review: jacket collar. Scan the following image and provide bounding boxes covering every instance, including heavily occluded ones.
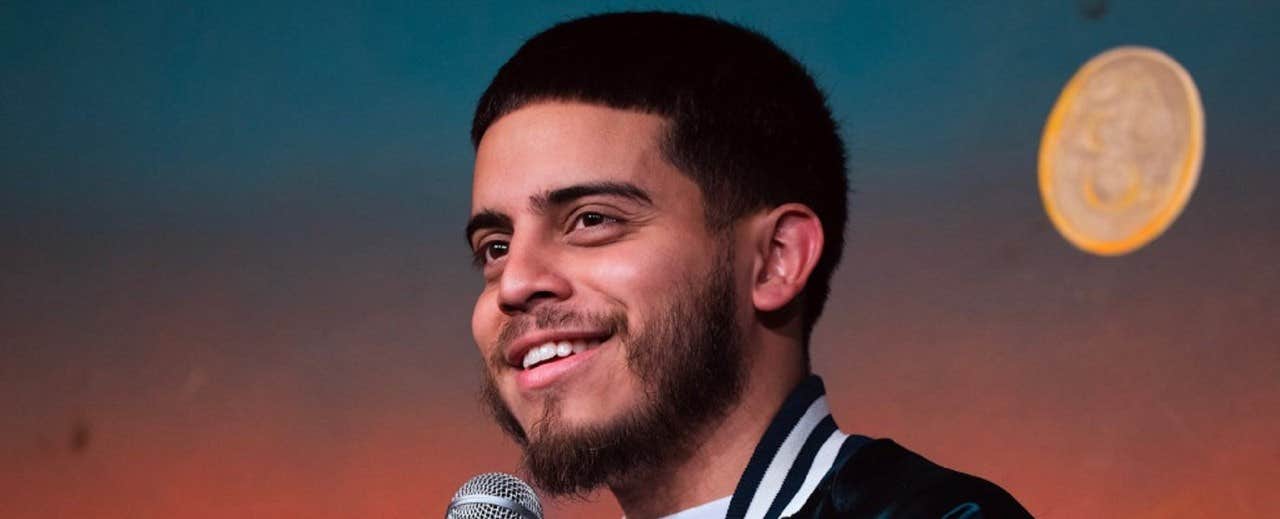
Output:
[724,375,860,519]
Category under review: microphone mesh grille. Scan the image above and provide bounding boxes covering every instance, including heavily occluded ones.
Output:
[449,472,543,519]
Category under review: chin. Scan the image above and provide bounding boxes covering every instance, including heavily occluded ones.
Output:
[556,401,618,429]
[538,389,635,435]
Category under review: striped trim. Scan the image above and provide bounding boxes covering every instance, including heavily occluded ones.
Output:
[762,416,838,519]
[726,376,840,519]
[778,433,865,517]
[741,397,829,519]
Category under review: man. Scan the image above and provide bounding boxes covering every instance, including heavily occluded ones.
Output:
[464,11,1031,518]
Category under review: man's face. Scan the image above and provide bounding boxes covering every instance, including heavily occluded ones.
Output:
[467,101,746,492]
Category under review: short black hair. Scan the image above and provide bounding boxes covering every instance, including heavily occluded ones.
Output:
[472,11,848,343]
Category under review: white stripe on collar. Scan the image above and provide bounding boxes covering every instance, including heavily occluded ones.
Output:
[778,428,849,517]
[741,396,831,519]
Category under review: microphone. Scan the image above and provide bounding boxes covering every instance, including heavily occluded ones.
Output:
[446,472,544,519]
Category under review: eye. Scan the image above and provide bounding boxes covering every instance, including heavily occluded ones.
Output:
[473,240,509,267]
[572,211,618,230]
[486,241,509,260]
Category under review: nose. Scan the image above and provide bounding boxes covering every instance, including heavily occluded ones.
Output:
[497,237,572,315]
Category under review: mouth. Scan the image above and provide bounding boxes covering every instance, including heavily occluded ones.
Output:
[520,337,608,370]
[504,330,614,390]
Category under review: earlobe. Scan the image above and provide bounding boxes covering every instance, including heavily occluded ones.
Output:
[752,204,824,313]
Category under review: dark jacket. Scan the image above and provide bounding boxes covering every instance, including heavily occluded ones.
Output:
[723,376,1031,519]
[786,438,1033,518]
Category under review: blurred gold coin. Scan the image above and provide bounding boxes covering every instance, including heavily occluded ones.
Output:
[1039,46,1204,256]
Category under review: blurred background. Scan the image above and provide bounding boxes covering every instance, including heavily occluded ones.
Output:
[2,1,1277,517]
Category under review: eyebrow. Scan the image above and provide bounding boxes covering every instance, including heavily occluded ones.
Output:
[464,210,513,246]
[531,181,653,213]
[464,181,653,245]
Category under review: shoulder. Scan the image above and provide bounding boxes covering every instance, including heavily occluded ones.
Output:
[787,438,1032,519]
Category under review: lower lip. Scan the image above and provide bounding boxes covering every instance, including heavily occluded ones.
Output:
[514,340,608,391]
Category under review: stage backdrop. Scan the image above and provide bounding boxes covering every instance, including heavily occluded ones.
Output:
[2,2,1276,517]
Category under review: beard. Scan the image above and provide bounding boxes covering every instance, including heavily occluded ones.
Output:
[479,253,746,496]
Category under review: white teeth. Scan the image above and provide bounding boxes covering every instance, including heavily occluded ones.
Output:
[520,337,608,369]
[522,342,558,369]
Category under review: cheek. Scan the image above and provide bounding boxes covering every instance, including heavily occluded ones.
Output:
[471,289,499,354]
[583,239,710,307]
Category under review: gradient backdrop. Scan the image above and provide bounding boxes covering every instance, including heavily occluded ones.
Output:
[2,1,1277,517]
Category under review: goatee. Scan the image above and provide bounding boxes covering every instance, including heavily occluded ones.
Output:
[480,258,746,496]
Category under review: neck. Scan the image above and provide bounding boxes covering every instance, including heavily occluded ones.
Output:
[611,334,807,519]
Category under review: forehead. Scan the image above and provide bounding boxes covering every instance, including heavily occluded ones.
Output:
[471,102,683,212]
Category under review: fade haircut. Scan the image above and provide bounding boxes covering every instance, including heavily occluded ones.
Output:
[471,11,848,343]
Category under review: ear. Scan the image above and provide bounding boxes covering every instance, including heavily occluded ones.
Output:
[750,203,824,313]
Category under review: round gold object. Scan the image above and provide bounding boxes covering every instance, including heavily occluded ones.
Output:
[1039,46,1205,256]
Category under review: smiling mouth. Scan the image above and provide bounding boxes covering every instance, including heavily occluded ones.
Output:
[521,337,608,370]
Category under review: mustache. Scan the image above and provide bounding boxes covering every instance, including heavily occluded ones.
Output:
[490,306,629,366]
